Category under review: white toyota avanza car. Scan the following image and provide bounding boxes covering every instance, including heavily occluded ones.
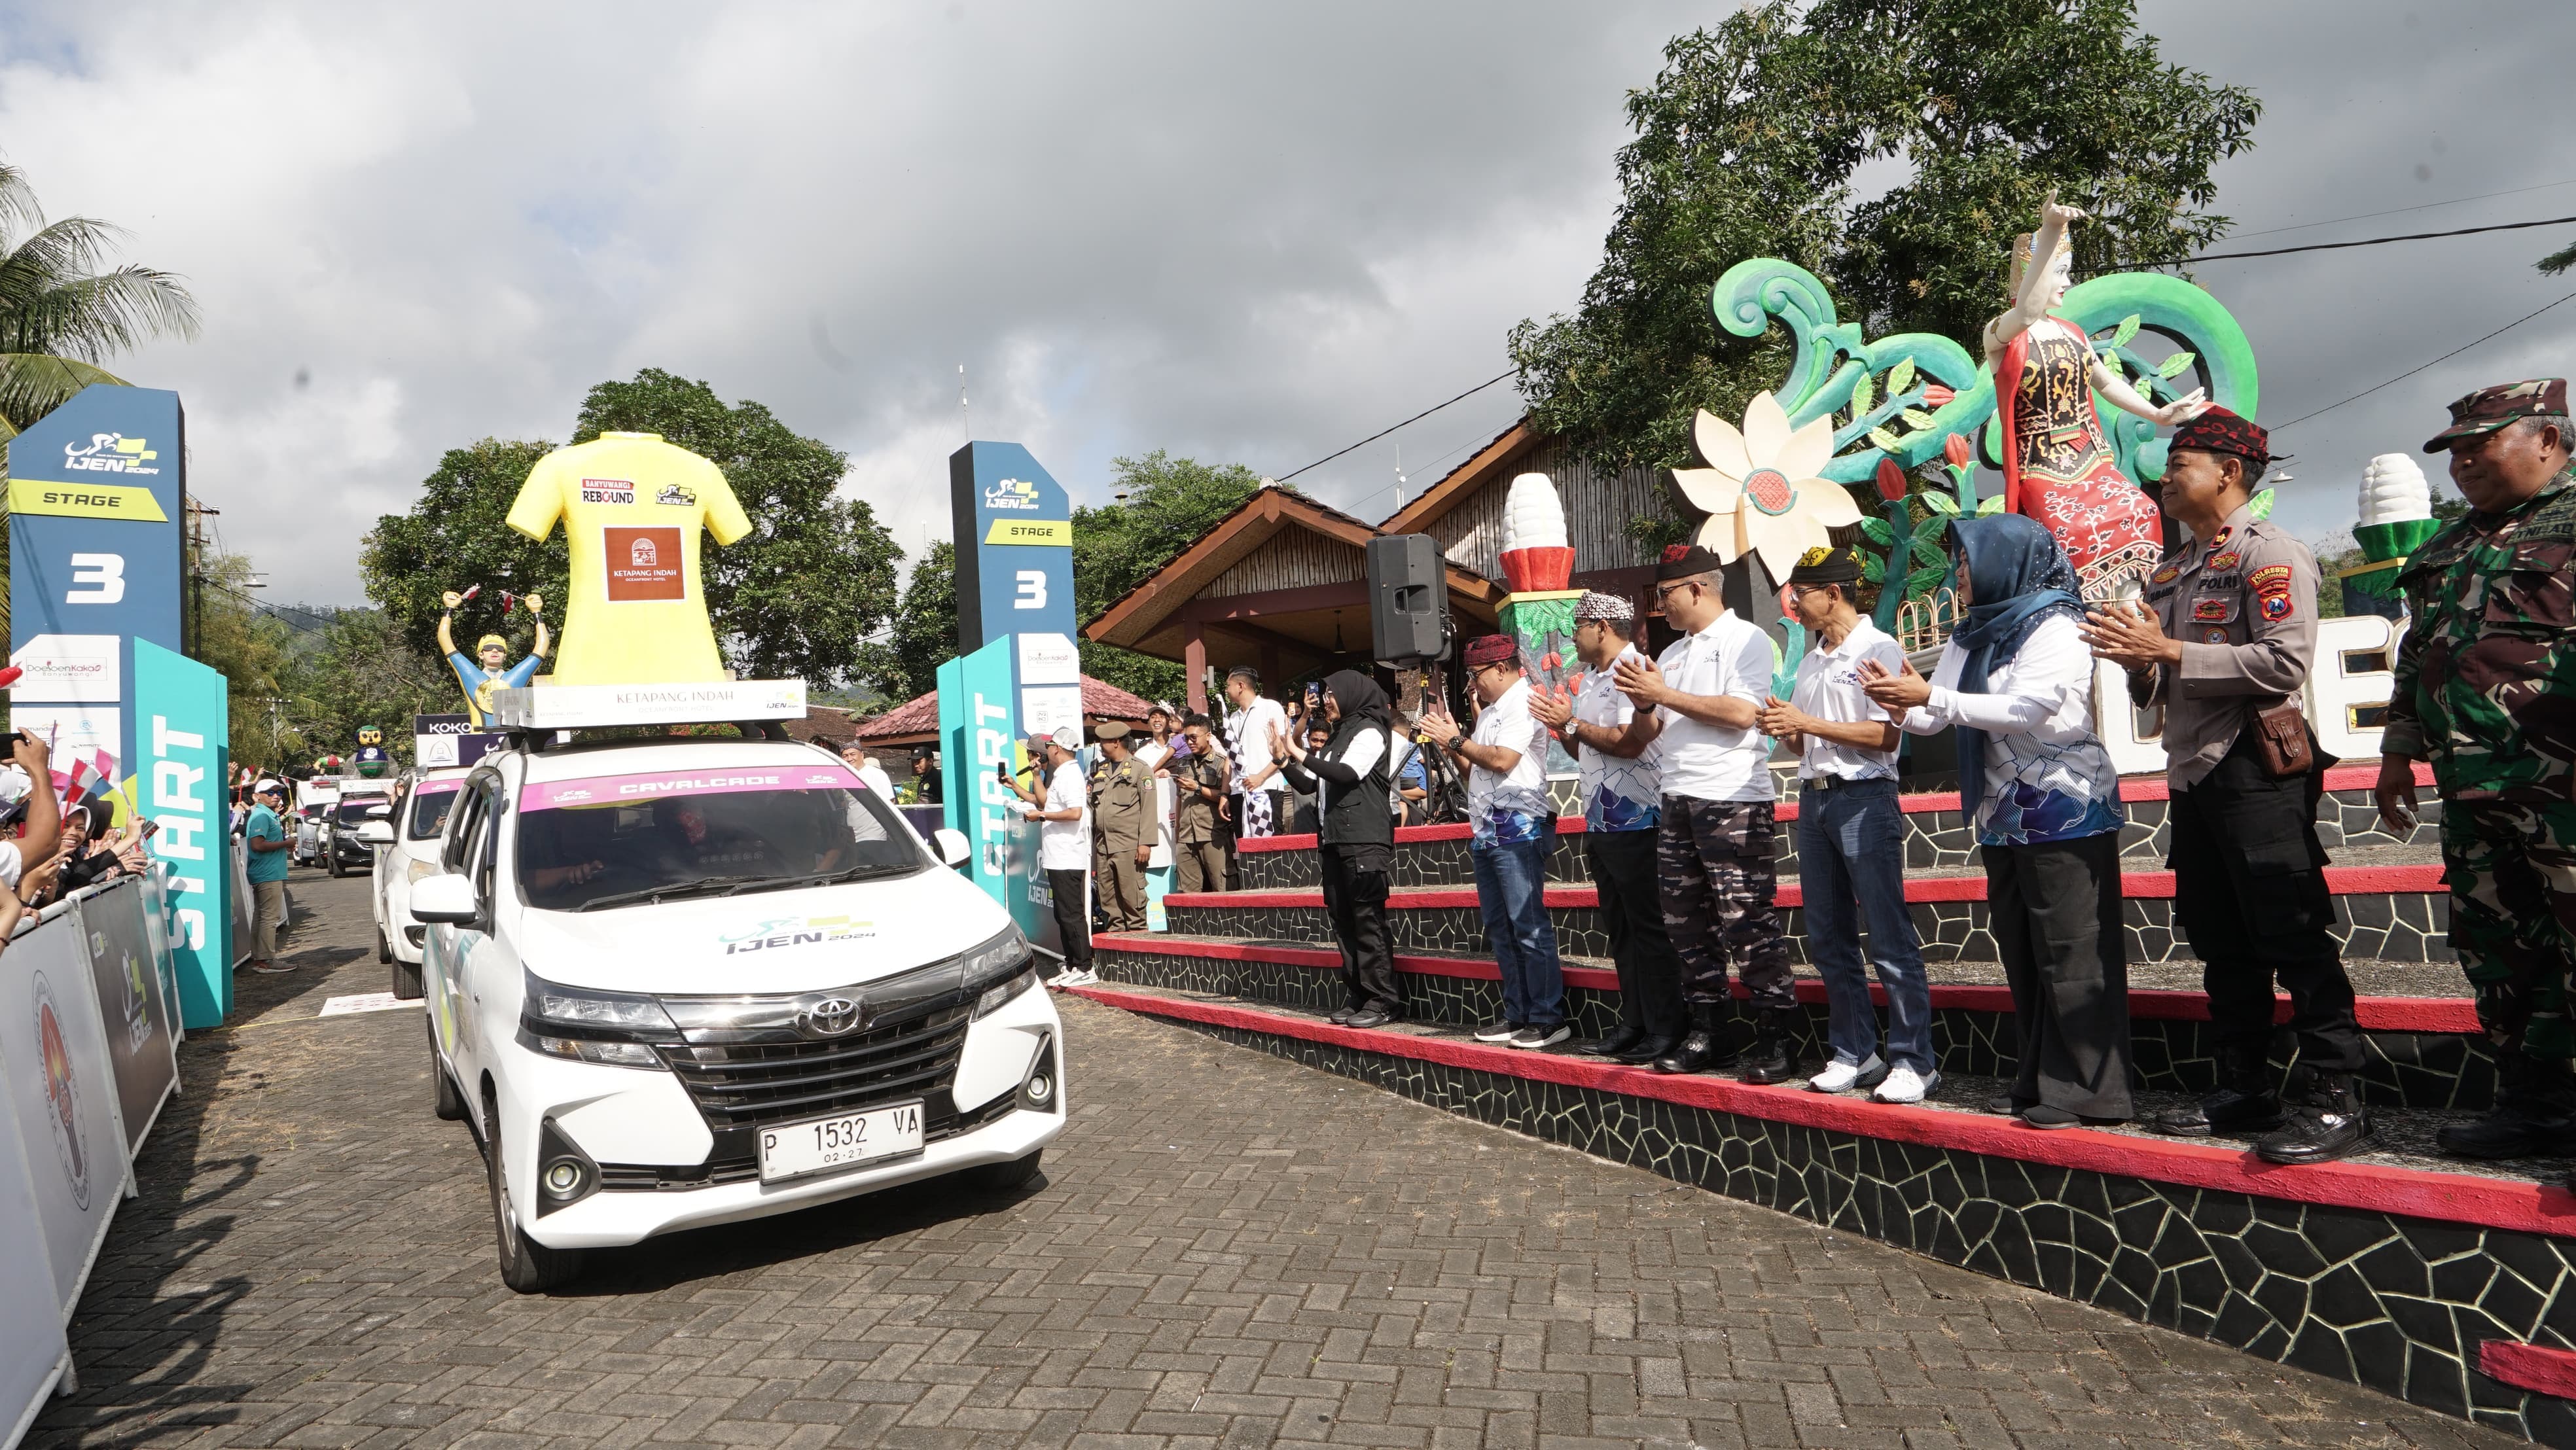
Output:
[366,766,472,999]
[410,735,1064,1292]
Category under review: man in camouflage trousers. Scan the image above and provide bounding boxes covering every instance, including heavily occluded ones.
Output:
[2380,378,2576,1162]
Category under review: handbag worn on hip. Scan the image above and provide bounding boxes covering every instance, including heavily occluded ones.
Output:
[2249,698,2316,777]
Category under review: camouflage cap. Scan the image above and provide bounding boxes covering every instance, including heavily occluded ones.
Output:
[2422,378,2569,454]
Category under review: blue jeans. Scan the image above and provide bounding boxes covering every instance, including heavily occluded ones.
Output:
[1796,779,1932,1071]
[1472,835,1564,1028]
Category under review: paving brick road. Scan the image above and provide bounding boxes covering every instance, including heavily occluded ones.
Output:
[27,871,2514,1449]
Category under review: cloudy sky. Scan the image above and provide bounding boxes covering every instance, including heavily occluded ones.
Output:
[0,0,2567,608]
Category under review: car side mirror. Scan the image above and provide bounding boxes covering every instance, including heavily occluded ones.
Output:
[932,828,972,870]
[355,821,395,847]
[409,872,478,925]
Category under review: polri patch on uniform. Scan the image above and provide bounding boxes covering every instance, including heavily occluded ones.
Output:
[2191,595,2236,622]
[2204,526,2234,553]
[2201,626,2229,644]
[2259,591,2294,622]
[2151,562,2182,586]
[2206,550,2242,573]
[2248,563,2293,590]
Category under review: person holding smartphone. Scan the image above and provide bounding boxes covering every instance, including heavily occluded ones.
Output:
[1001,726,1096,986]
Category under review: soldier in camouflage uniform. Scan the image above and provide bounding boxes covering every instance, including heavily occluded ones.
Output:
[2381,378,2576,1161]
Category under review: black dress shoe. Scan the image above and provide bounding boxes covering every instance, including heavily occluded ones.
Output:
[1613,1034,1678,1066]
[2255,1069,2372,1166]
[2150,1084,2285,1137]
[1327,1006,1359,1026]
[1344,1009,1394,1031]
[1986,1092,2019,1116]
[1581,1025,1647,1059]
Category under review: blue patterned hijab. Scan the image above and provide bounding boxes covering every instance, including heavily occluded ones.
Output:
[1945,514,2084,813]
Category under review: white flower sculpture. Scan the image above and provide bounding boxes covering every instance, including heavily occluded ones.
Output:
[1669,390,1861,580]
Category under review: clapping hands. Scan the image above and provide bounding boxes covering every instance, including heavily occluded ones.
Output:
[1857,656,1932,711]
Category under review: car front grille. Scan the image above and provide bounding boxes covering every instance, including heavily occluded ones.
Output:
[658,1005,971,1132]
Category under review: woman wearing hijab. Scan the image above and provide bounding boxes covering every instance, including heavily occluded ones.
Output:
[1272,671,1401,1028]
[1861,514,2132,1128]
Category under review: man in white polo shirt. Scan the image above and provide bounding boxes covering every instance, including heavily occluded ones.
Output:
[1615,544,1795,1080]
[1002,726,1096,987]
[1759,546,1935,1105]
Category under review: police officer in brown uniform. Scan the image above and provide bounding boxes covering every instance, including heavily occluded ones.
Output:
[1168,713,1233,894]
[2081,408,2369,1164]
[1089,723,1154,932]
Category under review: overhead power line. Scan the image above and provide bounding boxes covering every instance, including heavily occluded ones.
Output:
[2272,287,2576,434]
[2181,213,2576,264]
[1276,369,1515,484]
[2227,176,2576,241]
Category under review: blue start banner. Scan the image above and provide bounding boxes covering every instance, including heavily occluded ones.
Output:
[132,639,231,1028]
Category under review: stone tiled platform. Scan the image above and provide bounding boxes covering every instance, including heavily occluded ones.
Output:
[1238,762,2437,889]
[1069,978,2576,1443]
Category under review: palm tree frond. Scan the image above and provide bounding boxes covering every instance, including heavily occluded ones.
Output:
[0,263,200,360]
[0,354,128,435]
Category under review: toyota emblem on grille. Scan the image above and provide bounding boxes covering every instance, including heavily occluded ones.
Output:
[800,996,865,1037]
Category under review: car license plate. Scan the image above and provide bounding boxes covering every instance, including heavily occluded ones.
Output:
[757,1101,925,1182]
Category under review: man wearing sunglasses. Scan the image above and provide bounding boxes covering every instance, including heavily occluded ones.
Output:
[1615,545,1796,1080]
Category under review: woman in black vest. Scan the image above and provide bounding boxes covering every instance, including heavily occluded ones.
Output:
[1273,671,1401,1028]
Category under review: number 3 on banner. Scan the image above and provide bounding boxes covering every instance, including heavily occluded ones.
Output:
[66,552,126,604]
[1013,570,1046,609]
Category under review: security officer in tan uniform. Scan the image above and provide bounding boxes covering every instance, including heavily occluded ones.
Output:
[1089,722,1154,932]
[2082,408,2368,1165]
[1167,713,1232,893]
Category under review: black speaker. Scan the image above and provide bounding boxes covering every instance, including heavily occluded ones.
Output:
[1367,533,1448,663]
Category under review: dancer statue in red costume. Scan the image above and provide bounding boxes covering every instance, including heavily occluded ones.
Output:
[1984,192,2211,599]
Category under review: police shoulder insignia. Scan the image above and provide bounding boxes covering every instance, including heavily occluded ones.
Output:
[2247,563,2293,590]
[2206,550,2242,573]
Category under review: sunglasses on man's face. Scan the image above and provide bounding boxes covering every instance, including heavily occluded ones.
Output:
[1653,580,1699,604]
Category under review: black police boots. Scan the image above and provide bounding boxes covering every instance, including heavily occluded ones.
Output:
[2254,1065,2372,1165]
[1653,1002,1740,1074]
[2149,1044,2285,1137]
[1736,1008,1802,1086]
[2437,1055,2576,1159]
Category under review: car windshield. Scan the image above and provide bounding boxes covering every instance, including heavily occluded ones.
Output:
[408,781,462,840]
[334,799,383,826]
[512,762,921,912]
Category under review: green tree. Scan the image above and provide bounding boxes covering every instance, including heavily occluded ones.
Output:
[860,539,956,705]
[0,162,200,439]
[278,608,457,771]
[363,370,903,688]
[1072,451,1266,702]
[1510,0,2259,476]
[185,552,298,771]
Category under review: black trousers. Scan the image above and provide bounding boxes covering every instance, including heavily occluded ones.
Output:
[1587,828,1686,1038]
[1987,830,2133,1118]
[1319,841,1399,1014]
[1045,868,1092,974]
[2170,731,2365,1071]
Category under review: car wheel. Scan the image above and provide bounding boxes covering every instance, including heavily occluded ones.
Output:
[376,924,393,964]
[483,1095,582,1294]
[431,1019,467,1122]
[391,957,423,1000]
[965,1148,1043,1193]
[327,851,344,879]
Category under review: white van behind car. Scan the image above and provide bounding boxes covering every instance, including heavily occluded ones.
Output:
[411,735,1063,1292]
[363,768,473,998]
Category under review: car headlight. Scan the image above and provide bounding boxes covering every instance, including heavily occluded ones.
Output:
[961,925,1037,1019]
[518,970,677,1070]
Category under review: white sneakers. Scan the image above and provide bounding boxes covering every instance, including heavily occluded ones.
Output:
[1805,1054,1884,1093]
[1050,968,1100,988]
[1871,1065,1939,1105]
[1804,1054,1939,1105]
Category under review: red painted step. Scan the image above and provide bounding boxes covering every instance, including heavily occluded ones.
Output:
[1069,980,2576,1241]
[1091,931,2482,1034]
[1169,862,2444,914]
[1236,761,2437,854]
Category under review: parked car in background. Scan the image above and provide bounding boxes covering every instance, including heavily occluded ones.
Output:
[366,769,470,998]
[323,783,397,877]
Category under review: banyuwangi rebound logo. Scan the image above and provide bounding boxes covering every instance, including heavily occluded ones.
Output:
[62,433,160,476]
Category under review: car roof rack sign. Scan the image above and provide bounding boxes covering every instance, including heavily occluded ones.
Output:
[484,679,806,731]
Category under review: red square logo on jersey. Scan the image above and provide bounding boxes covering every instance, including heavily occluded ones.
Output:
[604,526,685,601]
